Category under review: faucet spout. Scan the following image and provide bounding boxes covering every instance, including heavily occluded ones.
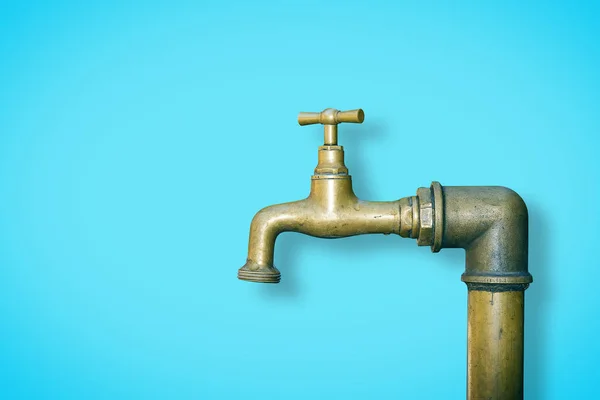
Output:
[238,176,407,283]
[237,199,309,283]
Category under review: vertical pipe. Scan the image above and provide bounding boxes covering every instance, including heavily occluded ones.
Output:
[467,289,524,400]
[432,184,531,399]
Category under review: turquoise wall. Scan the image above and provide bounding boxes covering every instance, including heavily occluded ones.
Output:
[1,1,599,398]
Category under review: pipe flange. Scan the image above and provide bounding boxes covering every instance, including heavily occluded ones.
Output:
[461,272,533,285]
[431,181,444,253]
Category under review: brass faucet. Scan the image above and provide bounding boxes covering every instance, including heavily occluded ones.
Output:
[238,108,533,400]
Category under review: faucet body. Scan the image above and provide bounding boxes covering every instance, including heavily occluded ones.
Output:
[239,143,407,283]
[238,109,532,399]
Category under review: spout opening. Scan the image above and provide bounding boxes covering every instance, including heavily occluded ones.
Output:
[238,261,281,284]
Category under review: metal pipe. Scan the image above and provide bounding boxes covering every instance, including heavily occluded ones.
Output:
[467,290,524,399]
[435,185,531,399]
[238,172,403,283]
[238,109,532,399]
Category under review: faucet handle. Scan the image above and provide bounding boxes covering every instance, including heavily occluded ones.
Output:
[298,108,364,145]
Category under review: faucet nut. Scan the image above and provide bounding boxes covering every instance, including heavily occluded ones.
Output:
[314,146,349,175]
[416,187,434,246]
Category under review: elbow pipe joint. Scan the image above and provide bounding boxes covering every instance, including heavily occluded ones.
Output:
[418,182,532,291]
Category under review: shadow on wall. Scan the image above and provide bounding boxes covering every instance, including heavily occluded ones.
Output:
[525,201,550,399]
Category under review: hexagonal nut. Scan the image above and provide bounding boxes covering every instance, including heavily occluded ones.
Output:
[398,196,414,238]
[416,187,434,246]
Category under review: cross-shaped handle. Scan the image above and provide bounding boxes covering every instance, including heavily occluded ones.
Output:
[298,108,364,145]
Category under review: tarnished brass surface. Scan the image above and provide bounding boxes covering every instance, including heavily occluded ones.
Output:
[439,186,532,286]
[238,108,409,283]
[238,178,406,283]
[238,108,532,399]
[468,290,524,399]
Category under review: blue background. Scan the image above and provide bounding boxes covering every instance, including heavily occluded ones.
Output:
[1,1,599,398]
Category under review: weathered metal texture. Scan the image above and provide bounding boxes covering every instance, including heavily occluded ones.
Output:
[467,290,524,399]
[237,174,404,283]
[238,108,532,400]
[238,109,403,283]
[437,185,532,286]
[433,184,531,400]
